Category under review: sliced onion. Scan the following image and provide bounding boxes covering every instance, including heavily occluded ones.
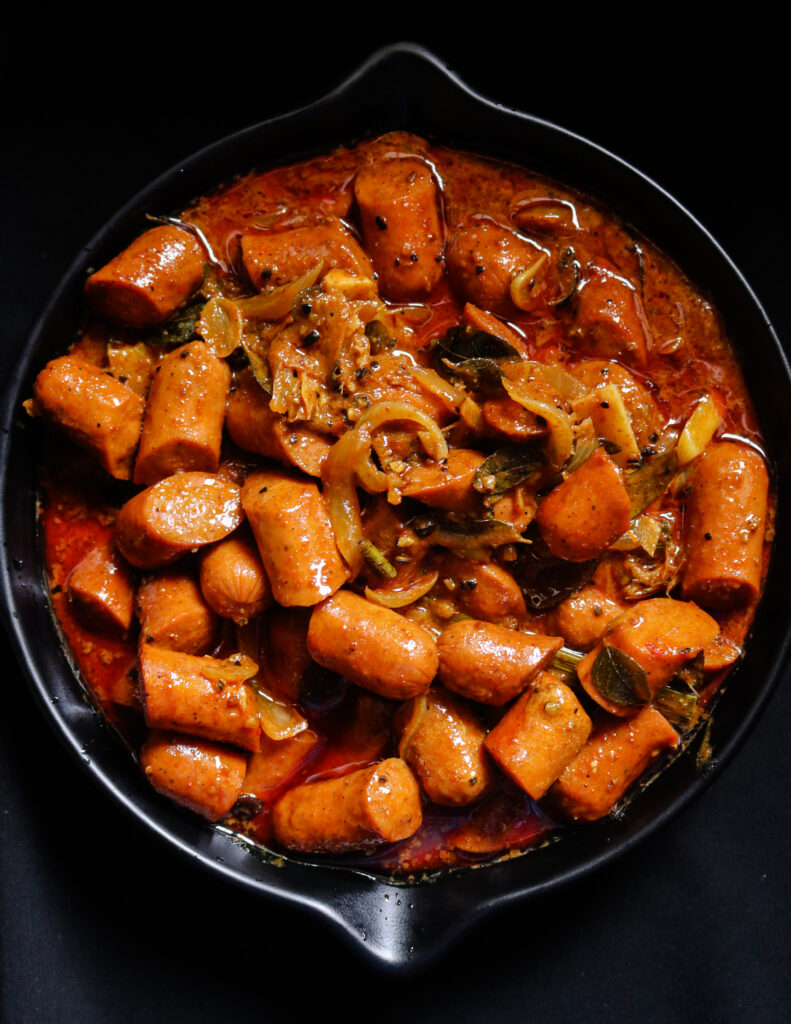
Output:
[322,429,367,573]
[408,365,466,412]
[502,377,573,468]
[196,295,243,357]
[365,570,440,608]
[198,653,259,684]
[236,261,324,321]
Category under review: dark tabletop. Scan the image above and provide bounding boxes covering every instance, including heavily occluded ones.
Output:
[2,25,789,1024]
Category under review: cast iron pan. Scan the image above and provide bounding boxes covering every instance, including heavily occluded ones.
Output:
[1,44,790,971]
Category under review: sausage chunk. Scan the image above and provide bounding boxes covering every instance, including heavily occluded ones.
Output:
[242,730,320,803]
[115,472,243,569]
[242,468,346,606]
[85,225,206,328]
[551,707,679,820]
[308,590,438,700]
[32,355,144,479]
[397,687,493,806]
[447,219,542,316]
[551,585,625,651]
[271,758,422,853]
[134,341,230,485]
[136,572,217,655]
[536,447,631,562]
[141,732,247,821]
[572,261,649,365]
[240,220,372,291]
[354,157,444,300]
[400,449,486,512]
[441,555,528,621]
[681,442,769,609]
[139,645,261,752]
[484,673,592,799]
[67,539,135,635]
[199,529,272,625]
[437,619,563,705]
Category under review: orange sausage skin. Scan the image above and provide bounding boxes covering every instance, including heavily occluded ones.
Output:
[136,573,217,655]
[67,539,135,635]
[242,469,346,606]
[484,673,592,799]
[573,262,649,366]
[134,341,230,484]
[551,585,625,650]
[354,158,443,300]
[681,442,769,609]
[115,472,243,569]
[308,590,438,700]
[441,555,528,620]
[242,730,320,802]
[536,447,631,562]
[437,619,562,705]
[141,732,247,821]
[397,687,493,806]
[271,758,422,853]
[551,707,679,820]
[400,449,486,512]
[199,529,272,625]
[259,607,313,703]
[32,355,144,479]
[240,220,372,291]
[447,220,541,315]
[139,645,261,752]
[85,226,206,327]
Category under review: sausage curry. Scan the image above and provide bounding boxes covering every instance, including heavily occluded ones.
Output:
[28,133,772,874]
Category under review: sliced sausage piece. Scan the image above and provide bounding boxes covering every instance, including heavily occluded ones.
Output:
[397,687,493,806]
[271,757,422,853]
[484,673,592,799]
[577,597,720,715]
[550,707,679,821]
[462,302,529,356]
[139,645,261,751]
[133,341,230,485]
[242,730,320,802]
[440,555,528,620]
[67,539,135,635]
[259,607,313,703]
[437,619,563,706]
[225,368,332,477]
[85,225,206,328]
[136,572,217,655]
[115,472,243,569]
[32,355,144,479]
[308,590,438,700]
[400,449,486,512]
[141,731,247,821]
[572,261,649,366]
[447,219,542,316]
[354,157,443,300]
[242,468,346,606]
[536,447,631,562]
[240,220,372,291]
[199,528,272,626]
[681,442,769,610]
[551,585,626,651]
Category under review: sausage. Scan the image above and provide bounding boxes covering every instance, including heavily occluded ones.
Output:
[242,730,320,802]
[259,607,313,703]
[139,645,261,751]
[271,758,422,853]
[85,225,206,328]
[32,355,144,479]
[577,597,719,715]
[225,368,332,477]
[483,672,592,799]
[115,472,243,569]
[199,528,272,625]
[354,157,444,300]
[241,468,346,606]
[482,397,546,440]
[461,302,529,356]
[400,449,486,512]
[573,261,649,366]
[307,590,438,700]
[136,572,217,654]
[140,731,247,821]
[536,447,631,562]
[440,555,528,620]
[550,707,679,821]
[551,585,626,650]
[447,219,542,316]
[437,619,563,705]
[67,539,135,635]
[681,441,769,609]
[133,341,230,485]
[490,484,538,534]
[240,220,372,291]
[397,687,493,806]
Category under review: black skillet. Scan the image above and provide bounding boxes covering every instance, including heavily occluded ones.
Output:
[1,43,790,970]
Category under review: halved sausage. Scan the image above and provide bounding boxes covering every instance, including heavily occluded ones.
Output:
[115,472,243,569]
[447,219,542,316]
[440,555,528,621]
[437,619,562,705]
[85,225,206,328]
[308,590,438,700]
[199,528,272,625]
[572,261,649,366]
[136,572,217,655]
[32,355,144,479]
[67,539,135,635]
[134,341,230,485]
[354,157,444,300]
[551,585,626,650]
[271,758,422,853]
[141,731,247,821]
[240,220,372,291]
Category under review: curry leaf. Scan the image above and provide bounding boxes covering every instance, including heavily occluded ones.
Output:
[473,443,545,496]
[142,299,205,347]
[590,645,651,707]
[434,326,522,364]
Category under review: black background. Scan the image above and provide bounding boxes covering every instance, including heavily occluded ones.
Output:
[2,22,789,1023]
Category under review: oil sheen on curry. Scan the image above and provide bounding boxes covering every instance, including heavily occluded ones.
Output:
[30,133,772,875]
